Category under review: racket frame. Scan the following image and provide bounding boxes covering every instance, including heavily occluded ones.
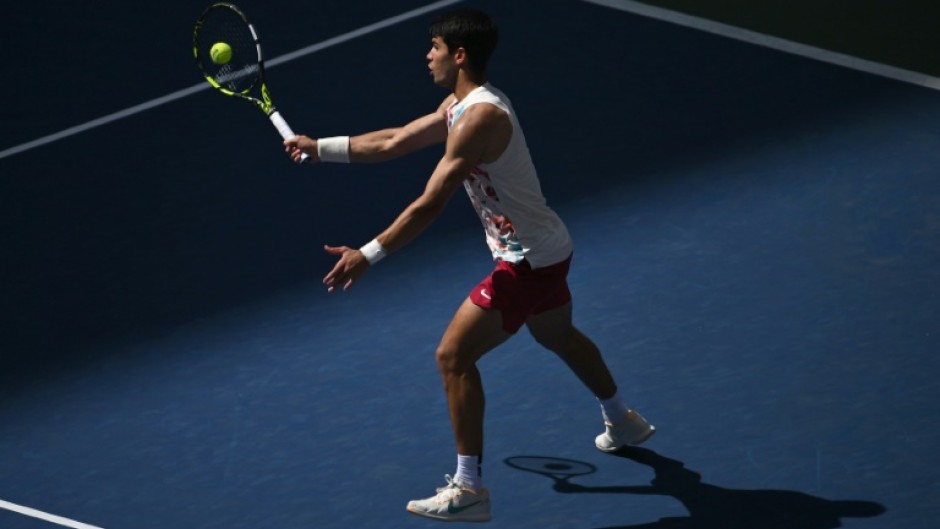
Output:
[193,2,304,156]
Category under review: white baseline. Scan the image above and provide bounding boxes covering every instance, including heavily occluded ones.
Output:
[583,0,940,91]
[0,0,464,161]
[0,499,106,529]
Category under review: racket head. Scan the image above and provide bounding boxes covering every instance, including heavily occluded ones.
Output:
[504,456,597,481]
[193,3,270,111]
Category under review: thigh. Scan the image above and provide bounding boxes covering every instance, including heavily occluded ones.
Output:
[525,301,576,351]
[437,297,513,370]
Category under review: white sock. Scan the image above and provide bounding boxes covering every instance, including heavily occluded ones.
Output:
[455,454,483,492]
[597,389,630,424]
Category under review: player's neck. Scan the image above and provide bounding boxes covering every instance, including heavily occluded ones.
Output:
[453,71,487,101]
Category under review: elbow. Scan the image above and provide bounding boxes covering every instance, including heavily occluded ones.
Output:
[382,138,407,160]
[382,126,425,160]
[412,195,448,220]
[383,137,410,160]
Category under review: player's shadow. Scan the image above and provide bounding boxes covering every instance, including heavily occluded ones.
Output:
[504,448,885,529]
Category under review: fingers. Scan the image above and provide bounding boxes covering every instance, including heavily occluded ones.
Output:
[325,276,355,293]
[284,144,304,163]
[322,245,366,293]
[323,268,355,293]
[283,141,299,162]
[322,245,348,291]
[283,135,315,164]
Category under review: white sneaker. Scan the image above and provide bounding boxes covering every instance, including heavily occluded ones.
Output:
[595,409,656,452]
[406,475,491,523]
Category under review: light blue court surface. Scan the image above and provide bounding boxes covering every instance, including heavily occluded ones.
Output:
[1,1,938,528]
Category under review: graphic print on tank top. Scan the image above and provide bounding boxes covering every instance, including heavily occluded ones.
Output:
[447,99,525,262]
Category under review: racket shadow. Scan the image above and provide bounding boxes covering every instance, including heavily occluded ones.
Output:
[503,448,885,529]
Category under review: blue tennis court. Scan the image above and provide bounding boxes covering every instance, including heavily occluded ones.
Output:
[1,1,938,528]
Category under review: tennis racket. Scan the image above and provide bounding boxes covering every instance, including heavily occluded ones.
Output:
[193,3,308,161]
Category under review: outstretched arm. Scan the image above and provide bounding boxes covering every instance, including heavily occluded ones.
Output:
[320,103,511,292]
[284,96,454,164]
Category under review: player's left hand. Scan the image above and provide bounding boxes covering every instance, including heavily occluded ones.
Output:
[322,245,369,292]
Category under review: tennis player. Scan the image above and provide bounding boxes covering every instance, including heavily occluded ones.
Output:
[284,9,655,522]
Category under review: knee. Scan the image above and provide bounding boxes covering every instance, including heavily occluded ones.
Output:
[435,344,469,376]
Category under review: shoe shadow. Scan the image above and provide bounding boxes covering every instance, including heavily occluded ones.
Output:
[504,448,886,529]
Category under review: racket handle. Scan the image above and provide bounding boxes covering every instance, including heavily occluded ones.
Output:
[269,110,309,163]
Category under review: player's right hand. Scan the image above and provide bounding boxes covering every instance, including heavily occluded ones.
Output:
[284,135,319,164]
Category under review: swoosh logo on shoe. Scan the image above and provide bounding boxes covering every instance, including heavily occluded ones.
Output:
[448,500,482,514]
[480,289,491,300]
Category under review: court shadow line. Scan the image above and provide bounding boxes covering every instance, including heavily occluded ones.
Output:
[504,448,886,529]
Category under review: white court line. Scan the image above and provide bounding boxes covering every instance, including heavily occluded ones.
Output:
[0,0,464,162]
[0,499,106,529]
[583,0,940,91]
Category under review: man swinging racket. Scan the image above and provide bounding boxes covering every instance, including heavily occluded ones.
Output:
[284,8,655,523]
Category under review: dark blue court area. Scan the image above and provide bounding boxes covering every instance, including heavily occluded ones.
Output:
[1,1,938,528]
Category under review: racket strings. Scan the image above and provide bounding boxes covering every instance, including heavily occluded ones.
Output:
[195,7,261,93]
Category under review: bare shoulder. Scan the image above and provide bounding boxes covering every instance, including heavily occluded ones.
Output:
[449,103,512,163]
[453,103,510,134]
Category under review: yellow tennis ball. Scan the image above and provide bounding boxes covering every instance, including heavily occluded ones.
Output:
[210,42,233,65]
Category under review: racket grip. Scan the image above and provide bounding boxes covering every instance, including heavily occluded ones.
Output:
[269,111,309,163]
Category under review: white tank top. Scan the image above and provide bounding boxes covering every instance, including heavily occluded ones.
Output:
[446,83,572,268]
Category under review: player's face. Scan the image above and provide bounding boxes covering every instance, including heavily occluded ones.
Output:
[427,36,457,88]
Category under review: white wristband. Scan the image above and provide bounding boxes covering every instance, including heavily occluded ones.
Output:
[317,136,351,163]
[359,239,387,265]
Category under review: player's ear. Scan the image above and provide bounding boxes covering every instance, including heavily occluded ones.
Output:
[453,46,468,66]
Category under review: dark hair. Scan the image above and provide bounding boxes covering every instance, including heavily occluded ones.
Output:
[429,9,499,75]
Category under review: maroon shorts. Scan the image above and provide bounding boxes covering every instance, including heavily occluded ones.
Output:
[469,254,573,334]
